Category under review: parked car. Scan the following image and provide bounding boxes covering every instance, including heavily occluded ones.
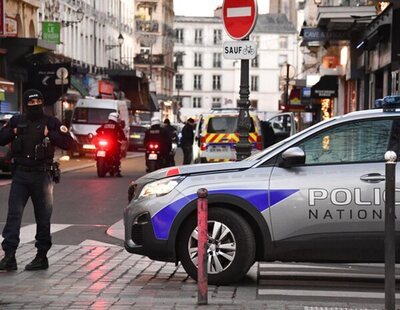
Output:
[0,112,20,175]
[124,96,400,285]
[128,124,149,151]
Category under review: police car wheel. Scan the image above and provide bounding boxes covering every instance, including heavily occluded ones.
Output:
[178,208,256,285]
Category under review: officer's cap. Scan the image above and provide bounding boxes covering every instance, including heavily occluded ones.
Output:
[23,89,44,105]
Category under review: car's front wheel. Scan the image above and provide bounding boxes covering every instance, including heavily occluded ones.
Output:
[178,207,256,285]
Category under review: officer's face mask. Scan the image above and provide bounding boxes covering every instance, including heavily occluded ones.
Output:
[26,99,44,120]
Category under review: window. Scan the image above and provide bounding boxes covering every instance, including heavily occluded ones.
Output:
[278,54,288,66]
[297,119,396,165]
[195,29,203,44]
[251,76,259,91]
[175,74,183,90]
[175,53,184,66]
[194,53,202,67]
[193,97,202,108]
[194,75,202,90]
[207,116,256,133]
[212,97,222,108]
[213,29,222,44]
[175,29,184,44]
[213,53,222,68]
[250,100,258,110]
[279,36,288,49]
[251,55,259,68]
[212,75,221,90]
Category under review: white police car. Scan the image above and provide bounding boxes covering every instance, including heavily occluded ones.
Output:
[124,96,400,285]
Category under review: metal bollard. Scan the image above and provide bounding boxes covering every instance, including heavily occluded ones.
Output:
[384,151,397,310]
[197,188,208,305]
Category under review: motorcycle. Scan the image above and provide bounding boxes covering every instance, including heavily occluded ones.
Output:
[145,141,170,173]
[92,134,121,177]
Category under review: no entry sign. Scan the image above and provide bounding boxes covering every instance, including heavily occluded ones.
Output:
[222,0,257,40]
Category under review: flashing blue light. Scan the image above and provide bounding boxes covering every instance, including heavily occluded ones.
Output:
[382,96,400,112]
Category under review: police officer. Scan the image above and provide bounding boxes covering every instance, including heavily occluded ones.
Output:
[144,117,172,171]
[163,118,178,166]
[181,118,195,165]
[96,112,127,177]
[0,89,73,272]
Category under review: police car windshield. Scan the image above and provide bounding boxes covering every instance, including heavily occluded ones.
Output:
[72,108,115,125]
[244,117,338,161]
[207,116,255,133]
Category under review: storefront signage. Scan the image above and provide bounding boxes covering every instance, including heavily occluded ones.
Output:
[302,27,349,42]
[42,21,60,44]
[99,80,114,96]
[5,16,17,37]
[0,0,4,36]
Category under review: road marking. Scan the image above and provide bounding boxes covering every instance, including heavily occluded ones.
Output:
[227,7,251,18]
[0,224,71,244]
[79,239,119,247]
[107,219,124,240]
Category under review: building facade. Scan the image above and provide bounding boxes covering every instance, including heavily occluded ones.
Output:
[173,11,298,122]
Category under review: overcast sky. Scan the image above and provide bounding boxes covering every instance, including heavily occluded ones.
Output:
[174,0,270,17]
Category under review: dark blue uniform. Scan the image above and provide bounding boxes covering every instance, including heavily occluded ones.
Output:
[0,114,73,259]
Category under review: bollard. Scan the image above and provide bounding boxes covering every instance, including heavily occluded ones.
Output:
[385,151,397,310]
[197,188,208,305]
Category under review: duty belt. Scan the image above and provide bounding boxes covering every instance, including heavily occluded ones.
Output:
[17,165,51,172]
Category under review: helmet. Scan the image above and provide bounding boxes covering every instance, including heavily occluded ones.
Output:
[151,117,161,126]
[108,112,119,123]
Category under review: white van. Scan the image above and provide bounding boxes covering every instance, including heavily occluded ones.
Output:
[70,98,130,156]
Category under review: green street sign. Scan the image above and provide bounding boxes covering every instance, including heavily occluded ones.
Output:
[42,21,60,44]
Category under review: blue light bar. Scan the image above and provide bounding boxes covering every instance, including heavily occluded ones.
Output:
[383,96,400,112]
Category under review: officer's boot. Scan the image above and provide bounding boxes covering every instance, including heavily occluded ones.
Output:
[25,253,48,271]
[0,254,17,271]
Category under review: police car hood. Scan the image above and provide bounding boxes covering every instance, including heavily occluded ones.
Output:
[138,161,254,182]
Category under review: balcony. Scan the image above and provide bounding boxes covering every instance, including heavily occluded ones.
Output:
[316,2,377,30]
[136,20,159,33]
[134,54,165,66]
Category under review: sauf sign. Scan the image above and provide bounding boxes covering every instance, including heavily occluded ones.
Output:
[222,0,258,60]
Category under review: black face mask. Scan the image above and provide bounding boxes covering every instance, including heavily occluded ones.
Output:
[26,105,44,121]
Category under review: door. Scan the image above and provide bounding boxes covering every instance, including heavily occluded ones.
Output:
[268,117,400,261]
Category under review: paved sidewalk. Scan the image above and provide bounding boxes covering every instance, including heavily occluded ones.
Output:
[0,244,386,310]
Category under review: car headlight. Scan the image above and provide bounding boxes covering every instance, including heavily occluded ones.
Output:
[139,176,185,199]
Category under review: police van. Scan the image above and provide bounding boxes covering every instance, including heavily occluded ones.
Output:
[124,96,400,285]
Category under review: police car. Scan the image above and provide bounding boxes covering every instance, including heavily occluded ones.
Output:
[124,96,400,285]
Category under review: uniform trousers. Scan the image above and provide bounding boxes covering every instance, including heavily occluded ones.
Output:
[1,167,53,256]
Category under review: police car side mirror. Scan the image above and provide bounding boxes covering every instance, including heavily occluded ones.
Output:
[279,147,305,168]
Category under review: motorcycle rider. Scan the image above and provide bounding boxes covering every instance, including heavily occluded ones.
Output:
[144,117,172,172]
[96,112,126,177]
[163,118,178,166]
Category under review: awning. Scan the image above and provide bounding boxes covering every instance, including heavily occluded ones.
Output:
[71,76,88,97]
[149,92,159,112]
[0,77,15,93]
[311,76,338,98]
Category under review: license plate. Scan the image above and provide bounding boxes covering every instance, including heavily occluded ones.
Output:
[96,150,106,157]
[209,146,229,153]
[148,153,158,160]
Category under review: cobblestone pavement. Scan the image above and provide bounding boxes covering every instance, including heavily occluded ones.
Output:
[0,244,388,310]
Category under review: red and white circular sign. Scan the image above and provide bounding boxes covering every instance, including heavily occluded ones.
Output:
[222,0,258,40]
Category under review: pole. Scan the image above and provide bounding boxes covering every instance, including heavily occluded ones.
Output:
[385,150,397,310]
[197,188,208,305]
[61,77,64,123]
[236,37,252,161]
[285,63,290,106]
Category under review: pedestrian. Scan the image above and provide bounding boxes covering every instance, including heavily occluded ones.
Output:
[0,89,73,272]
[180,118,195,165]
[163,118,178,166]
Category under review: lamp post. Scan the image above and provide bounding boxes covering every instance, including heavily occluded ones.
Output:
[280,63,295,107]
[174,52,185,122]
[106,33,125,66]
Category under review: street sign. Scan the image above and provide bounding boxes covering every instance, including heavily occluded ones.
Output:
[222,0,257,40]
[223,41,257,60]
[42,21,61,44]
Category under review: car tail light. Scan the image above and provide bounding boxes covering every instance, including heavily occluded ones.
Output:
[200,136,207,151]
[256,135,263,150]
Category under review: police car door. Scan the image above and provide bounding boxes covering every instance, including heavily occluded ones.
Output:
[268,117,399,260]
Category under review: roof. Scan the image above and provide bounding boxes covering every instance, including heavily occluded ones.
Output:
[174,14,297,35]
[253,14,297,34]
